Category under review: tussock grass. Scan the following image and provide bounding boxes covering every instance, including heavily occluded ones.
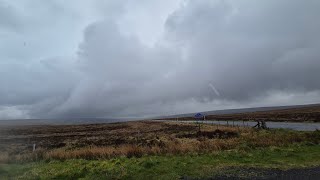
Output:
[10,129,318,162]
[2,122,320,163]
[0,153,9,163]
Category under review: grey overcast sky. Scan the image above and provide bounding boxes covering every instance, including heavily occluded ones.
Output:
[1,0,320,119]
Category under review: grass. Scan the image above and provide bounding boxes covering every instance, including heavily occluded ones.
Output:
[8,128,319,162]
[0,153,9,164]
[1,121,320,179]
[1,144,320,179]
[2,126,320,163]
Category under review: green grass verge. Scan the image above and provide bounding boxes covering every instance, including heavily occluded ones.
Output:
[1,144,320,180]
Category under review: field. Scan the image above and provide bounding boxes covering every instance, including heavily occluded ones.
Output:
[1,120,320,179]
[158,105,320,122]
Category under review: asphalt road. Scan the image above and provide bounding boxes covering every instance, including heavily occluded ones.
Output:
[181,166,320,180]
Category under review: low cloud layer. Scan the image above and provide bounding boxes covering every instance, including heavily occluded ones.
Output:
[1,0,320,119]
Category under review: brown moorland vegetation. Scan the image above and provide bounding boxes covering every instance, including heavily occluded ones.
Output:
[1,121,319,163]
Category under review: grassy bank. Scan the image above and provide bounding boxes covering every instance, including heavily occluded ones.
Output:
[1,144,320,179]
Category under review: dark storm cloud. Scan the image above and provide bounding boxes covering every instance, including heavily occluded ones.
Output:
[0,0,320,119]
[164,0,320,101]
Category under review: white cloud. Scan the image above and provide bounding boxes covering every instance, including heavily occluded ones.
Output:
[0,106,29,119]
[0,0,320,119]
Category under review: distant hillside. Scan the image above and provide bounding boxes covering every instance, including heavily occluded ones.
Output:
[2,103,319,126]
[155,103,320,122]
[0,118,137,126]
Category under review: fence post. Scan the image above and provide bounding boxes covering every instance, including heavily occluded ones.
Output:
[33,144,36,152]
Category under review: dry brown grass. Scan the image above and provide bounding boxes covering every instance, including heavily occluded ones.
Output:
[0,152,9,163]
[24,130,317,161]
[1,121,319,163]
[41,144,199,160]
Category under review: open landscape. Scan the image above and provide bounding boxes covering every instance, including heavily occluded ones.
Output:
[1,1,320,179]
[157,104,320,122]
[1,106,320,179]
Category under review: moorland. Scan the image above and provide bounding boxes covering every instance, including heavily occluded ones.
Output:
[1,120,320,179]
